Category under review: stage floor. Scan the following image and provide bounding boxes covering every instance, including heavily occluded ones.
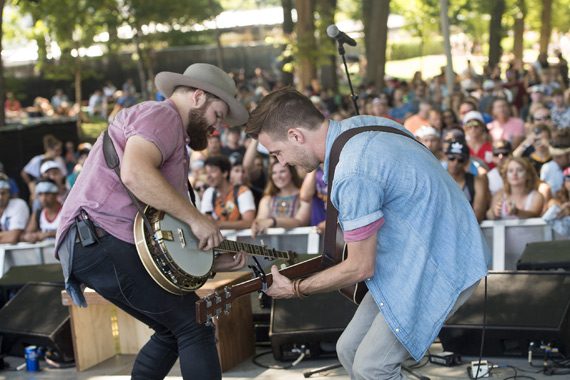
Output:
[0,342,560,380]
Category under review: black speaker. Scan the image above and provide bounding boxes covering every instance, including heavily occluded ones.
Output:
[440,271,570,357]
[0,264,64,308]
[517,240,570,270]
[270,291,358,361]
[0,282,74,362]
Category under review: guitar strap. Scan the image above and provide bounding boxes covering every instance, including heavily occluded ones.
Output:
[322,124,424,266]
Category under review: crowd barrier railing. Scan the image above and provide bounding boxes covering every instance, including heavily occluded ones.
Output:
[0,240,56,277]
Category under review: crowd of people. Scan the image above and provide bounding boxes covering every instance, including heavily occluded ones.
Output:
[2,52,570,247]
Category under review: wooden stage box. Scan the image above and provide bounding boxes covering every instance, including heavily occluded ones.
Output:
[61,271,254,372]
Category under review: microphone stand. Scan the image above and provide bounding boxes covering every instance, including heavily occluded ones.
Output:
[335,41,360,116]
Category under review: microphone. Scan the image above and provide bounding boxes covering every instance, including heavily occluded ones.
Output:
[326,24,357,47]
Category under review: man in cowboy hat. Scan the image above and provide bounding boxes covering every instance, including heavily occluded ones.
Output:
[54,63,249,379]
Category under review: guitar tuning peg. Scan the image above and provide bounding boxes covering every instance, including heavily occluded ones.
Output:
[204,295,212,308]
[223,286,231,298]
[260,239,265,246]
[214,291,222,304]
[224,303,231,315]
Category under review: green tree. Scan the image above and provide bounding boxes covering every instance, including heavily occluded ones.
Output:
[0,0,5,126]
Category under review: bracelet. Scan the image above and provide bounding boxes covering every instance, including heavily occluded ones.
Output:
[270,217,277,227]
[292,279,308,298]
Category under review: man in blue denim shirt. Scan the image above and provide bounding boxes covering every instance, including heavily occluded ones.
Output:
[245,87,491,380]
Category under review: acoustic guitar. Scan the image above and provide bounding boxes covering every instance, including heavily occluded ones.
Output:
[196,225,368,325]
[133,206,298,295]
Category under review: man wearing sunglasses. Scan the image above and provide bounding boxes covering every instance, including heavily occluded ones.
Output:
[541,128,570,194]
[488,140,512,195]
[445,139,488,223]
[513,124,553,175]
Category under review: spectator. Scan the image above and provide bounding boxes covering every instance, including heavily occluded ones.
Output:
[122,77,137,96]
[108,89,137,122]
[527,106,555,136]
[66,145,91,190]
[488,140,512,195]
[513,124,552,175]
[192,173,209,211]
[464,111,494,170]
[388,86,413,122]
[442,128,488,176]
[88,89,104,118]
[445,140,487,222]
[539,68,560,98]
[50,89,69,113]
[21,178,62,243]
[551,88,570,129]
[416,126,444,161]
[300,164,327,234]
[403,100,432,135]
[486,157,544,220]
[441,109,460,134]
[556,51,569,88]
[243,139,268,206]
[27,96,54,117]
[370,97,392,120]
[206,133,222,157]
[533,52,549,76]
[34,160,67,210]
[479,80,496,114]
[201,155,256,230]
[0,161,20,198]
[487,98,525,148]
[4,91,25,119]
[21,134,67,205]
[545,167,570,220]
[520,85,547,123]
[220,126,246,158]
[542,128,570,193]
[0,174,30,244]
[250,161,311,237]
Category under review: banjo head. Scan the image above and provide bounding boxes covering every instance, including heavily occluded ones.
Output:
[155,212,214,277]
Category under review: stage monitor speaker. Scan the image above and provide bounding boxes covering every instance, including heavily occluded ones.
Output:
[270,291,358,361]
[0,264,64,308]
[0,282,73,362]
[440,271,570,357]
[517,240,570,271]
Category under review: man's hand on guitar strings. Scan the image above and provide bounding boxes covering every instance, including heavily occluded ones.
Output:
[192,214,224,251]
[264,265,296,299]
[211,251,248,272]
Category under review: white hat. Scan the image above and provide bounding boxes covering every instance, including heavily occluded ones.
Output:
[482,80,495,91]
[530,84,546,94]
[415,126,440,139]
[40,160,61,175]
[463,111,485,125]
[154,63,248,126]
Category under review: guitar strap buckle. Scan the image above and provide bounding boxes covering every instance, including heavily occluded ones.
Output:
[248,256,267,292]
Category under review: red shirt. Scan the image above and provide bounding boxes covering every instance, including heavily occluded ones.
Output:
[469,141,495,170]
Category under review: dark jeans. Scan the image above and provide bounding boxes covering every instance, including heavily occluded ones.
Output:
[71,232,221,380]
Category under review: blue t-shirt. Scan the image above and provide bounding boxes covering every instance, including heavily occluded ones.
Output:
[323,116,491,361]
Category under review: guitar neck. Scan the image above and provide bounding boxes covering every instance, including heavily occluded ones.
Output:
[195,255,324,324]
[216,239,293,261]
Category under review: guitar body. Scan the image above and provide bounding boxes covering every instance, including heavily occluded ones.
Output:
[134,207,213,294]
[134,206,298,296]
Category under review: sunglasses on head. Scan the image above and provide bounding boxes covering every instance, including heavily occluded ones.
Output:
[447,155,466,163]
[195,184,209,192]
[534,115,550,121]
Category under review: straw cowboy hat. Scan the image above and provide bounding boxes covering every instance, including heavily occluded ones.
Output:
[155,63,248,126]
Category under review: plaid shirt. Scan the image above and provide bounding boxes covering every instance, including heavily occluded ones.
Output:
[551,105,570,129]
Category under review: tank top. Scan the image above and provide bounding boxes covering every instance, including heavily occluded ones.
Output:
[500,190,537,219]
[39,205,63,233]
[270,194,300,218]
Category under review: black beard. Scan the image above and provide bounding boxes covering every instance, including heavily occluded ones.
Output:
[187,106,211,151]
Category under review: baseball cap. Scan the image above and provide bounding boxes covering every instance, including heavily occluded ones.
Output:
[530,85,546,94]
[443,128,466,143]
[415,126,440,139]
[445,140,470,157]
[492,140,512,155]
[463,111,485,125]
[482,80,495,91]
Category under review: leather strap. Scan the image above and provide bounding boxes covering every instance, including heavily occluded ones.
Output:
[322,125,423,264]
[102,130,155,236]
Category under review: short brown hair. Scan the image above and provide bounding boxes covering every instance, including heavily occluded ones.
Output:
[501,157,539,194]
[245,86,325,140]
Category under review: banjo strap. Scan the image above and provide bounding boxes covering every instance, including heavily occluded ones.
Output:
[102,129,155,237]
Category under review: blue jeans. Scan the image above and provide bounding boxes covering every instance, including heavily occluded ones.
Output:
[70,232,221,380]
[337,281,479,380]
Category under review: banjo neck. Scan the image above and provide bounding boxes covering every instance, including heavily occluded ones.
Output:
[215,239,293,262]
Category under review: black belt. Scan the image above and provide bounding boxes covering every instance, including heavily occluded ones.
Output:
[75,226,108,243]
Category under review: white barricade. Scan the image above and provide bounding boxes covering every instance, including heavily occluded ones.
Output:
[0,240,57,277]
[480,218,568,270]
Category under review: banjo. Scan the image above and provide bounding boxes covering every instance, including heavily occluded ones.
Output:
[133,206,298,295]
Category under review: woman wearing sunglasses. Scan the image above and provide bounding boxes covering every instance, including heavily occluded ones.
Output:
[464,111,495,170]
[486,157,544,220]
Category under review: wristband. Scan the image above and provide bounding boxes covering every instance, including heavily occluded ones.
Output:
[292,279,308,298]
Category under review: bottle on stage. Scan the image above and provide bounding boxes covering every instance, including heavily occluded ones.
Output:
[25,345,39,371]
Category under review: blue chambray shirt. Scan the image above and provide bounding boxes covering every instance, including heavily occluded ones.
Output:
[323,116,491,361]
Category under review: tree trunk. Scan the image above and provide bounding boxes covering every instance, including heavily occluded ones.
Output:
[539,0,552,55]
[0,0,5,127]
[513,12,525,68]
[296,0,317,92]
[215,31,224,70]
[317,0,337,91]
[365,0,390,91]
[440,0,454,96]
[488,0,505,68]
[75,61,83,137]
[133,27,148,100]
[281,0,294,86]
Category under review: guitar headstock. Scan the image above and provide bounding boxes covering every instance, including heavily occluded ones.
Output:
[196,286,235,325]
